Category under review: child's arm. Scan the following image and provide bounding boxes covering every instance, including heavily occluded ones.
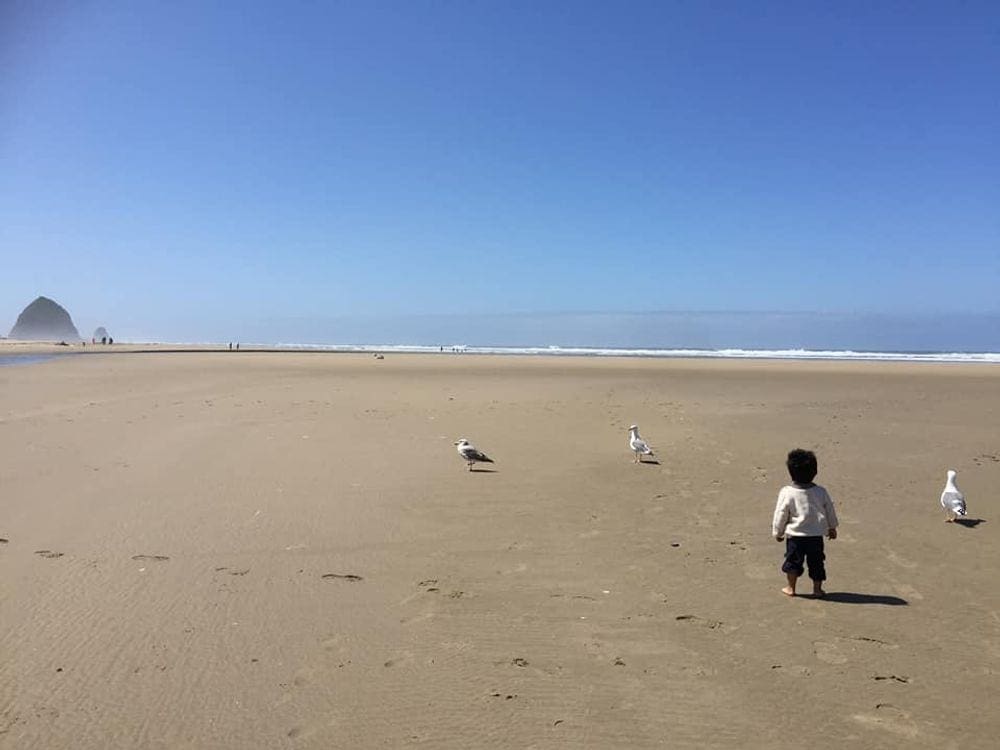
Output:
[772,492,790,540]
[824,489,839,539]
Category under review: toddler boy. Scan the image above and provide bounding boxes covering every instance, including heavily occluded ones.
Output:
[772,449,838,597]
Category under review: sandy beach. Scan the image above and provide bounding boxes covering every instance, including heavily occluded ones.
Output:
[2,351,998,749]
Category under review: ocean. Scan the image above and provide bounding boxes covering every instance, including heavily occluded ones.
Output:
[266,343,1000,363]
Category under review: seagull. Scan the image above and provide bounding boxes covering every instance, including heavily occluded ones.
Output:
[940,469,967,521]
[628,425,655,463]
[454,438,494,471]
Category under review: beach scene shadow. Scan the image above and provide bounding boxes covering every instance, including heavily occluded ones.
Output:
[822,592,908,606]
[639,459,661,466]
[470,468,498,473]
[954,518,985,528]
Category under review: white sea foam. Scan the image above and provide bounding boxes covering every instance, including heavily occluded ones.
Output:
[268,343,1000,363]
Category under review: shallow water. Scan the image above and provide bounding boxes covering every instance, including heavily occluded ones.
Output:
[0,354,67,367]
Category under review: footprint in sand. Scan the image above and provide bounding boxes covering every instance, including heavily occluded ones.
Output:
[872,674,910,683]
[675,614,726,631]
[35,550,64,559]
[132,554,169,562]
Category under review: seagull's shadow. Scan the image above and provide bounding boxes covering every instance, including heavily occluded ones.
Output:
[953,517,985,528]
[469,468,498,473]
[821,592,908,606]
[638,459,661,466]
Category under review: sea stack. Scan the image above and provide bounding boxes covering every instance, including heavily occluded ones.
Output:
[93,326,109,342]
[8,296,81,341]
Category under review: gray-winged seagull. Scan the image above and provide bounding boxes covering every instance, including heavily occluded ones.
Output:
[628,425,655,463]
[454,438,494,471]
[940,469,967,521]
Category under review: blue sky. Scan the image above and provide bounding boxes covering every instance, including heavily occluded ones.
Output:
[2,2,998,345]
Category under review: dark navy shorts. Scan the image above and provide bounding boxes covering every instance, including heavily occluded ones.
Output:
[781,536,826,580]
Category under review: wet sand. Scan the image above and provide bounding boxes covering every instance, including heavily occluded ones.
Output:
[1,352,998,748]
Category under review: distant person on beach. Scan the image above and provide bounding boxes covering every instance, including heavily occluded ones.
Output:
[772,449,838,598]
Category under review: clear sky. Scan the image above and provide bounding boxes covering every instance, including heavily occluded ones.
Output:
[2,1,998,345]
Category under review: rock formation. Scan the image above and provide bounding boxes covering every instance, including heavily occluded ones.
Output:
[8,296,81,341]
[93,326,109,342]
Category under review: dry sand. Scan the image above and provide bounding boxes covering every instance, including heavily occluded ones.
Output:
[2,352,998,749]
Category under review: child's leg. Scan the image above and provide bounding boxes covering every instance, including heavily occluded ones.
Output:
[780,538,806,596]
[804,537,827,595]
[783,573,798,596]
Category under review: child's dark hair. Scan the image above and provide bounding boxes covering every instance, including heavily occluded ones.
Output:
[786,449,818,484]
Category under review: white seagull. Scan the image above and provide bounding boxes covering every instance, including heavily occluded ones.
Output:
[454,438,495,471]
[628,425,655,463]
[940,469,967,521]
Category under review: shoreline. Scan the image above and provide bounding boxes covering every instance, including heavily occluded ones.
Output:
[3,339,999,365]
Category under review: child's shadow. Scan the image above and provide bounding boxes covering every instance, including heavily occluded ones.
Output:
[822,592,908,606]
[954,517,986,529]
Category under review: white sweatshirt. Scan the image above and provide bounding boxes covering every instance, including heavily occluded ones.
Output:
[772,484,839,538]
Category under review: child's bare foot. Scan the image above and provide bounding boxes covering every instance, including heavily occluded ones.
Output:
[781,586,796,597]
